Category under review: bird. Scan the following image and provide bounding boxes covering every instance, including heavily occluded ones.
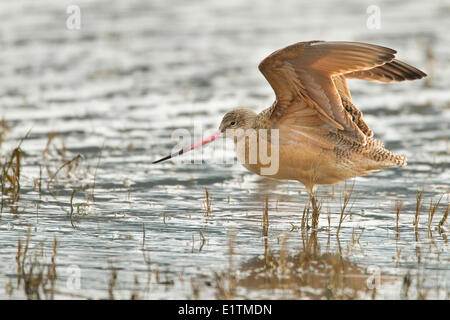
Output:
[153,40,426,226]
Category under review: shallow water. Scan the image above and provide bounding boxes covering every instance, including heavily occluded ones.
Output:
[0,0,449,299]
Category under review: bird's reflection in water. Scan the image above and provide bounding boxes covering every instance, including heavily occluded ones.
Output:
[217,227,378,299]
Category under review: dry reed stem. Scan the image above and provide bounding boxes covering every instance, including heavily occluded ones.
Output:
[46,154,82,191]
[427,195,442,233]
[14,226,59,299]
[337,182,355,236]
[199,230,206,252]
[395,200,404,239]
[262,196,269,237]
[108,264,117,300]
[414,190,424,231]
[203,188,211,216]
[439,204,449,230]
[69,189,77,228]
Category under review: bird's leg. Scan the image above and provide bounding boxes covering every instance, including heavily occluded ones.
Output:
[310,195,320,229]
[306,228,319,254]
[309,187,321,229]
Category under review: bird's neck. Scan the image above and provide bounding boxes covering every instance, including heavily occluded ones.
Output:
[254,102,279,129]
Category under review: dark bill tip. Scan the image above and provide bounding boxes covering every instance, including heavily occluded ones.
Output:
[152,149,183,164]
[152,130,221,165]
[152,154,173,164]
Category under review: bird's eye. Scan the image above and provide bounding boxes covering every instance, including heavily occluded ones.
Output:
[230,121,236,126]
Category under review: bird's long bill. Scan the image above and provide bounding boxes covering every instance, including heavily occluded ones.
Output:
[152,130,222,164]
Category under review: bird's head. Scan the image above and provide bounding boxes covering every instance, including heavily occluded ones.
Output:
[219,108,257,137]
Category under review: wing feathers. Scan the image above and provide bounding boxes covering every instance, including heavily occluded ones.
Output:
[259,40,426,147]
[344,59,427,82]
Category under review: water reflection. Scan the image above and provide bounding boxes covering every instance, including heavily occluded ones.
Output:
[215,228,375,299]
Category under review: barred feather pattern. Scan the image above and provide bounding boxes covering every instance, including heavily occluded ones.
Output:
[341,98,373,138]
[326,131,406,167]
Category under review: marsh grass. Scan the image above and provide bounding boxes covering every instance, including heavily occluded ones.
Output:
[14,226,58,300]
[42,133,73,195]
[439,204,448,231]
[300,204,308,230]
[337,182,355,237]
[414,190,424,231]
[351,227,365,248]
[47,154,83,192]
[130,276,140,300]
[393,192,447,242]
[1,148,23,213]
[0,129,31,215]
[262,196,269,237]
[41,133,97,211]
[203,188,211,216]
[427,196,442,236]
[199,230,206,252]
[40,135,103,226]
[108,262,118,300]
[400,272,412,299]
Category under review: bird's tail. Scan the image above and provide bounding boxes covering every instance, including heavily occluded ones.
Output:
[366,138,407,167]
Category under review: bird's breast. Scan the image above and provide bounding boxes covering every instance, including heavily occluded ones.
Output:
[233,132,365,190]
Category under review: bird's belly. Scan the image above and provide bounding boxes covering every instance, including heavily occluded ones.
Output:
[236,141,362,191]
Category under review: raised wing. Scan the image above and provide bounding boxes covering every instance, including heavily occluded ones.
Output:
[258,41,416,144]
[344,59,427,82]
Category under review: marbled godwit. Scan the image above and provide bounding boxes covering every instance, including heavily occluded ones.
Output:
[153,41,426,225]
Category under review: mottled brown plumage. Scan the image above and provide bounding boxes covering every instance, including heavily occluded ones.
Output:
[216,40,426,195]
[153,40,426,224]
